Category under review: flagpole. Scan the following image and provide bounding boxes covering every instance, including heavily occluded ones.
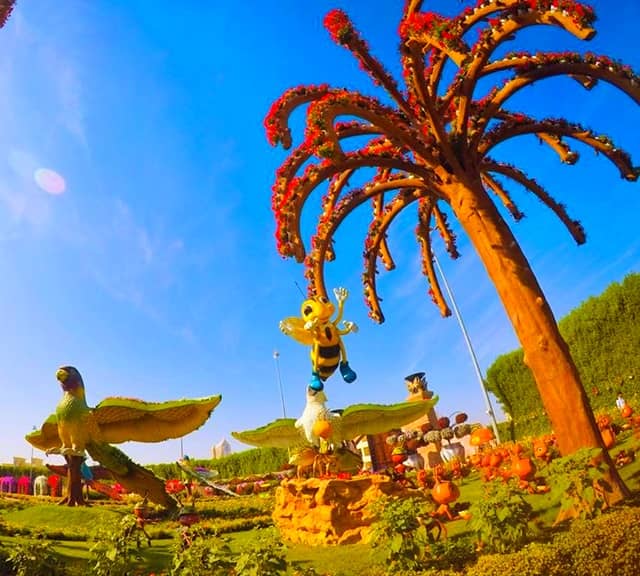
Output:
[273,350,287,418]
[433,253,501,443]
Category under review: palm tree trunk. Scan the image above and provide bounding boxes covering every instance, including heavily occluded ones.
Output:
[449,181,629,502]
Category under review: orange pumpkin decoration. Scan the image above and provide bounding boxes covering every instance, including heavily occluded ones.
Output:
[312,419,333,439]
[621,404,634,419]
[597,414,613,430]
[432,480,460,505]
[512,457,535,480]
[489,452,503,468]
[533,440,548,459]
[470,427,494,447]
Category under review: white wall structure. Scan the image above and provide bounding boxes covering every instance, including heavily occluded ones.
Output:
[211,438,232,460]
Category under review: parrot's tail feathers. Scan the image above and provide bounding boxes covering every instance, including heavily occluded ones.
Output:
[86,442,177,511]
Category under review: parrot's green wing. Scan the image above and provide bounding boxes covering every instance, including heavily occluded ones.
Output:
[231,418,303,449]
[93,395,222,444]
[26,414,61,452]
[332,397,439,443]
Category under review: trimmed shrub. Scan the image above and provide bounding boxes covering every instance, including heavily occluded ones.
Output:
[464,506,640,576]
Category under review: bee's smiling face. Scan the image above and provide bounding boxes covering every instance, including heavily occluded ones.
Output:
[301,297,334,324]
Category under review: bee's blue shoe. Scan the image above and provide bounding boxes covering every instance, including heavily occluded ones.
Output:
[309,373,324,391]
[340,362,357,383]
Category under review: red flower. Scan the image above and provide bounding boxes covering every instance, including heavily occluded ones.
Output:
[324,9,353,44]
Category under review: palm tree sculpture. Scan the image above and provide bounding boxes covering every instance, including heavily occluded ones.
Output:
[265,0,639,501]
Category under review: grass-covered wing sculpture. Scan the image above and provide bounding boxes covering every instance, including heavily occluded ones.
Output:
[26,366,222,509]
[232,395,438,450]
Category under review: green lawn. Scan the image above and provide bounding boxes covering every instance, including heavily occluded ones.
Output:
[1,431,639,575]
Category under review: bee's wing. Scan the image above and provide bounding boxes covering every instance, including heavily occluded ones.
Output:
[279,316,315,346]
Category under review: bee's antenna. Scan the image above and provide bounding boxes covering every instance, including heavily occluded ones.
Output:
[294,281,306,298]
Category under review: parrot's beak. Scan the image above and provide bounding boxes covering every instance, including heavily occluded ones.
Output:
[56,368,76,391]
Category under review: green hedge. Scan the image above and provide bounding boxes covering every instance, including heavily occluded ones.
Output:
[380,506,640,576]
[148,447,288,481]
[486,273,640,439]
[423,506,640,576]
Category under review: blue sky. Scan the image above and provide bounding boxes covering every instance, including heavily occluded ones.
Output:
[0,1,638,466]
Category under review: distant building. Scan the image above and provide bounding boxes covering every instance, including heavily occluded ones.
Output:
[211,438,232,460]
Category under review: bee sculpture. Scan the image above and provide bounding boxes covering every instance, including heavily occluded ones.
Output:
[280,287,358,392]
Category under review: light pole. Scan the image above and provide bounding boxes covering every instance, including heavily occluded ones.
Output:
[433,253,501,443]
[273,350,287,418]
[30,426,36,490]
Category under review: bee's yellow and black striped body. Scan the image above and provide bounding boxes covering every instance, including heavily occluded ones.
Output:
[280,288,358,391]
[311,324,342,381]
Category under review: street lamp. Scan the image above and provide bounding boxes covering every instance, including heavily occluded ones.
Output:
[273,350,287,418]
[433,253,501,443]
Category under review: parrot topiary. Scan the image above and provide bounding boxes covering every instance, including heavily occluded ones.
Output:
[26,366,222,509]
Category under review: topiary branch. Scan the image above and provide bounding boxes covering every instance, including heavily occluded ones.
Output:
[323,9,414,118]
[265,84,331,148]
[470,54,640,148]
[482,160,586,244]
[432,203,460,259]
[363,188,425,322]
[371,183,395,271]
[304,92,438,165]
[455,2,596,143]
[272,122,383,213]
[479,117,639,181]
[417,199,452,318]
[481,171,526,221]
[320,169,355,262]
[307,177,433,316]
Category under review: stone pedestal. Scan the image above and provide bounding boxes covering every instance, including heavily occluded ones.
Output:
[273,474,417,546]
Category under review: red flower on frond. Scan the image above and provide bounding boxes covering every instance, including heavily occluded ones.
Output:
[400,11,447,38]
[324,9,353,45]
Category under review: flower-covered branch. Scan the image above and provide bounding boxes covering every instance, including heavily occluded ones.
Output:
[481,171,526,221]
[371,186,394,271]
[304,91,438,166]
[361,187,428,321]
[324,9,413,117]
[265,84,331,148]
[271,122,382,213]
[274,152,436,261]
[482,160,586,244]
[432,203,460,259]
[469,53,640,147]
[453,0,597,142]
[416,199,452,318]
[266,0,638,334]
[479,117,639,181]
[308,177,430,313]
